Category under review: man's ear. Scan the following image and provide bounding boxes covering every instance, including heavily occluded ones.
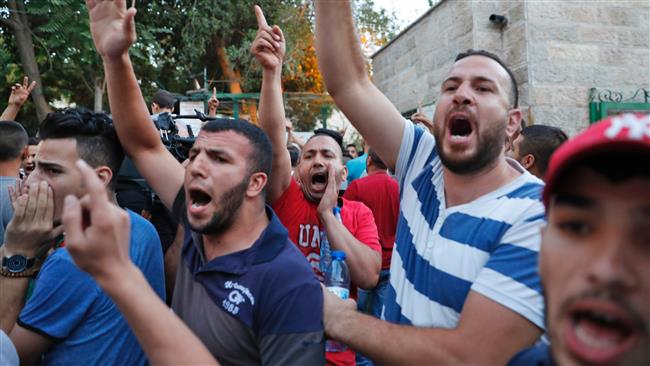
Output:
[94,166,113,187]
[521,154,535,170]
[247,172,268,198]
[505,108,522,141]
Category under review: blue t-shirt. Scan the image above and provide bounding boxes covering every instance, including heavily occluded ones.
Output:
[346,154,367,185]
[18,210,165,366]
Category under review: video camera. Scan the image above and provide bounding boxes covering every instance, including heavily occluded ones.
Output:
[154,109,218,162]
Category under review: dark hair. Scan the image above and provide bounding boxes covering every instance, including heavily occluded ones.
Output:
[288,145,300,167]
[312,128,344,151]
[0,121,28,161]
[455,49,518,108]
[152,89,176,109]
[520,125,568,176]
[588,151,650,181]
[38,108,125,188]
[346,143,357,150]
[367,148,387,170]
[201,118,273,178]
[28,136,40,146]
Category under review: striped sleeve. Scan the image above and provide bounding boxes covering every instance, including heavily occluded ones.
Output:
[395,120,434,190]
[470,207,545,330]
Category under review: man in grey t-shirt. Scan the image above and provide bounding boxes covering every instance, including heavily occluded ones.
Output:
[0,121,28,241]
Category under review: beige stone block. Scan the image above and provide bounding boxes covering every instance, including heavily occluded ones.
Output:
[597,6,646,27]
[619,29,650,48]
[528,42,550,64]
[575,25,628,45]
[598,47,650,68]
[503,23,527,48]
[503,45,527,69]
[530,63,574,84]
[475,31,503,54]
[506,2,525,24]
[528,22,578,42]
[512,65,529,85]
[548,43,600,63]
[530,85,590,107]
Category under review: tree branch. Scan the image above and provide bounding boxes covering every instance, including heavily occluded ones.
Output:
[0,17,18,30]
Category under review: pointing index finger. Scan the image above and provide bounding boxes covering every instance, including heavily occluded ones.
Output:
[254,5,268,29]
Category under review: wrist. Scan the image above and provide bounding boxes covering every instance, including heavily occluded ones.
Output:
[3,244,39,258]
[318,207,335,221]
[101,53,131,66]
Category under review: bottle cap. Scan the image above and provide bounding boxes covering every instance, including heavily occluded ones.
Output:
[331,250,346,260]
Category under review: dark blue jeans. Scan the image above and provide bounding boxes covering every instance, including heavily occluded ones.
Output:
[355,269,390,366]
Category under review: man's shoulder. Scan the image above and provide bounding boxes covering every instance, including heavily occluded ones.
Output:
[126,209,162,249]
[341,197,372,216]
[257,239,319,285]
[273,177,309,212]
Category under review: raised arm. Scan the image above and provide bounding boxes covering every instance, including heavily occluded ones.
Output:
[252,5,292,204]
[1,76,36,121]
[314,1,404,171]
[86,0,183,210]
[63,160,218,366]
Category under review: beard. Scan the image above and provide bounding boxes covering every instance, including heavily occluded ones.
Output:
[190,175,249,235]
[434,118,506,175]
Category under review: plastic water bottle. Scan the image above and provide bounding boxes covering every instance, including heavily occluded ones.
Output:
[325,250,350,352]
[319,207,341,275]
[319,230,332,276]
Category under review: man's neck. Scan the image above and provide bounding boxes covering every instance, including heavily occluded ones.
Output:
[201,201,270,261]
[443,156,520,207]
[0,160,21,178]
[366,167,388,176]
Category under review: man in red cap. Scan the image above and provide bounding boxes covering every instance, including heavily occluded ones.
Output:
[508,113,650,365]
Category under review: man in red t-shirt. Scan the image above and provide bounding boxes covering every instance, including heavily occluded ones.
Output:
[251,8,381,366]
[343,148,398,316]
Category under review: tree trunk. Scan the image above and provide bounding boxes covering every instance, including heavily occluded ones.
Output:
[214,36,258,124]
[6,0,52,121]
[93,77,105,112]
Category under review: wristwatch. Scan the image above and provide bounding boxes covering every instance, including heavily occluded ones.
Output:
[1,254,38,277]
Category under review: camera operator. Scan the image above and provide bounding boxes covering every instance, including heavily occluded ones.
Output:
[151,89,189,137]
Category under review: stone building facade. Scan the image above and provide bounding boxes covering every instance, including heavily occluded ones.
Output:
[371,0,650,135]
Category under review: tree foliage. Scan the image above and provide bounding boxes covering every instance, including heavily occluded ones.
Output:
[1,0,397,134]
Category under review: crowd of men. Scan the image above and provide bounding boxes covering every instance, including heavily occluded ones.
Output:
[1,1,648,366]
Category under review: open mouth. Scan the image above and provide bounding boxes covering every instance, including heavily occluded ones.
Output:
[189,188,212,209]
[311,171,327,185]
[449,116,473,140]
[565,301,639,364]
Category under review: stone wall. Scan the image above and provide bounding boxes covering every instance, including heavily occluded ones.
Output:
[371,0,650,136]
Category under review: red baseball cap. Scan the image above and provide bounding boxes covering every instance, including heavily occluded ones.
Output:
[543,113,650,208]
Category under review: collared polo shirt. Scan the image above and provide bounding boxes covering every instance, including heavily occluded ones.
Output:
[172,189,325,365]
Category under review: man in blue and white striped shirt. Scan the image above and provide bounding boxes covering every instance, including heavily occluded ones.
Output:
[315,2,545,364]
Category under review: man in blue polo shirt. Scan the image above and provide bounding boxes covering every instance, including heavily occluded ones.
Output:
[87,1,324,364]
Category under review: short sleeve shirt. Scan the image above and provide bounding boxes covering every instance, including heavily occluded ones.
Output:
[0,176,18,242]
[18,210,165,366]
[383,120,546,331]
[344,171,399,269]
[272,178,381,283]
[171,188,325,366]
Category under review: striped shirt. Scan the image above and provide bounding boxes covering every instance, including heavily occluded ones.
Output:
[382,121,546,330]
